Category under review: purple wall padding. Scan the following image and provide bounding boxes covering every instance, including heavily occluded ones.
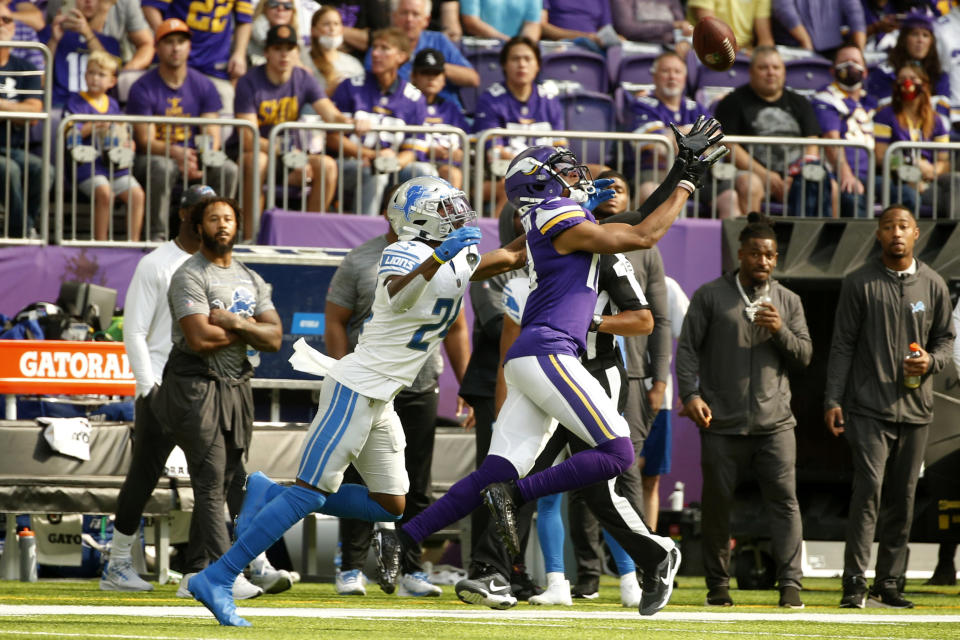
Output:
[0,215,722,503]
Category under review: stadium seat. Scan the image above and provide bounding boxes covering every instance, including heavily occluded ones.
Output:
[689,54,750,94]
[560,89,615,165]
[614,52,658,88]
[461,46,503,116]
[541,48,609,94]
[784,58,833,91]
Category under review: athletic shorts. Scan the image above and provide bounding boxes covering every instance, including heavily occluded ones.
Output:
[639,409,672,476]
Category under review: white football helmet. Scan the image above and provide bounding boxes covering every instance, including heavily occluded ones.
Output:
[387,176,477,242]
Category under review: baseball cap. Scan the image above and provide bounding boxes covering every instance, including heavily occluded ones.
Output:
[901,11,933,33]
[180,184,216,209]
[413,48,445,74]
[155,18,191,44]
[266,24,298,48]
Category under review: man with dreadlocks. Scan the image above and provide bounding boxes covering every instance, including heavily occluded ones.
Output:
[676,212,812,609]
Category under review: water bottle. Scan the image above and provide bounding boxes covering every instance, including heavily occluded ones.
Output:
[904,342,922,389]
[669,481,685,511]
[246,346,260,368]
[18,528,37,582]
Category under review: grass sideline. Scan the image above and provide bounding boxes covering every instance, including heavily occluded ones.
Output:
[1,576,959,640]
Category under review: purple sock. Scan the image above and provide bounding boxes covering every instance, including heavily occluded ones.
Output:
[402,454,518,543]
[517,437,634,502]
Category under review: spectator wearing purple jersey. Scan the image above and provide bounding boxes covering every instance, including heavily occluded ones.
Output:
[474,36,565,213]
[611,0,693,57]
[9,0,45,70]
[142,0,254,122]
[363,0,479,106]
[65,50,145,241]
[631,51,739,217]
[461,0,542,42]
[540,0,614,51]
[811,45,878,218]
[330,26,436,215]
[874,62,960,217]
[126,19,239,240]
[772,0,866,54]
[231,24,355,231]
[0,1,48,239]
[40,0,122,107]
[410,48,470,188]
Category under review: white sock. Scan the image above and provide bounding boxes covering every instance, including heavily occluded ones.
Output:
[111,530,136,561]
[620,572,639,588]
[545,571,567,588]
[248,552,273,573]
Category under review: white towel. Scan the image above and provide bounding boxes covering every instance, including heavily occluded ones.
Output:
[288,338,337,378]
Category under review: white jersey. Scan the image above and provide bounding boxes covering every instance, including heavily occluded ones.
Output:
[503,275,531,325]
[122,240,191,397]
[330,239,478,401]
[936,9,960,124]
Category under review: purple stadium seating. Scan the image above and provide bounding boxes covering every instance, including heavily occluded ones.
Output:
[784,57,833,91]
[541,48,609,94]
[560,89,615,165]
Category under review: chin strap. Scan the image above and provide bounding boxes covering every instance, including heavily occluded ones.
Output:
[599,153,688,226]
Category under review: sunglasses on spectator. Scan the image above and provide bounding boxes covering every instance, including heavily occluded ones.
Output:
[267,1,293,9]
[0,16,14,24]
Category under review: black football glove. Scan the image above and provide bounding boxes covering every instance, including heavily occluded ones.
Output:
[670,116,724,158]
[680,145,730,190]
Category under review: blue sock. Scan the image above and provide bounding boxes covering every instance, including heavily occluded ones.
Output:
[403,454,518,544]
[537,493,565,574]
[603,529,636,576]
[205,485,326,585]
[319,484,401,522]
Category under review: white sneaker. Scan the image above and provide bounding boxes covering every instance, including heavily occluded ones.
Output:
[620,572,641,607]
[99,558,153,592]
[233,573,264,600]
[528,572,572,606]
[247,554,293,594]
[398,571,443,597]
[335,569,367,596]
[176,573,195,598]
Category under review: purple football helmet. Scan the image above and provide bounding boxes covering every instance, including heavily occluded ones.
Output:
[504,146,594,207]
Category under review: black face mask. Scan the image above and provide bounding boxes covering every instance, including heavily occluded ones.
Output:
[835,61,865,91]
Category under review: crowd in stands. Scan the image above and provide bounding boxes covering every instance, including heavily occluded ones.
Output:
[1,0,960,240]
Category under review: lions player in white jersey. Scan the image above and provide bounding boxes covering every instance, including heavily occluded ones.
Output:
[186,176,526,626]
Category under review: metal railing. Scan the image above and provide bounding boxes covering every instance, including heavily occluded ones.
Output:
[266,121,472,215]
[55,115,260,246]
[0,41,51,245]
[881,140,960,218]
[714,135,877,219]
[472,128,675,217]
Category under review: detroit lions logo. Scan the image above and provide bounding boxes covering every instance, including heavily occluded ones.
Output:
[228,287,257,318]
[910,301,926,314]
[400,184,427,220]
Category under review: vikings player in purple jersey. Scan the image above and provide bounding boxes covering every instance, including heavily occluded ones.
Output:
[379,118,728,616]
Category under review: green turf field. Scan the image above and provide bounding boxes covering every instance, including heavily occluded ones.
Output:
[1,576,958,640]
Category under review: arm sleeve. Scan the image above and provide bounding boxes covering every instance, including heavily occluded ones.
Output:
[122,262,161,396]
[823,276,862,409]
[925,276,957,375]
[675,287,709,403]
[642,250,672,383]
[772,0,802,31]
[769,290,813,371]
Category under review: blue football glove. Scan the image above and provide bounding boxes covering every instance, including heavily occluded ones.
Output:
[584,178,616,212]
[433,226,482,263]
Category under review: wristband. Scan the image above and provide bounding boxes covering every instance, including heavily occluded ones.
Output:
[677,180,696,194]
[432,252,447,264]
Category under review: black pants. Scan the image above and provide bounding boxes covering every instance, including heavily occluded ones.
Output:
[472,359,663,579]
[340,385,440,574]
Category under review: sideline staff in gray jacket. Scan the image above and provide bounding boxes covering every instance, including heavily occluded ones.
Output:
[825,205,955,610]
[676,213,812,609]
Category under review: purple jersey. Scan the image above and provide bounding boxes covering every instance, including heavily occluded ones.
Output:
[141,0,254,78]
[65,92,129,184]
[811,83,877,181]
[630,94,710,169]
[874,103,949,165]
[38,26,121,106]
[331,74,427,150]
[506,197,599,362]
[473,82,565,154]
[125,67,223,148]
[865,62,951,122]
[233,65,324,140]
[543,0,612,31]
[414,96,470,162]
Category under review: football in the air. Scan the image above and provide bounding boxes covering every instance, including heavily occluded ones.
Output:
[693,16,738,71]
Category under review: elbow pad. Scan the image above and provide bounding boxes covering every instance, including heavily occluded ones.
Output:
[600,153,688,226]
[387,272,431,313]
